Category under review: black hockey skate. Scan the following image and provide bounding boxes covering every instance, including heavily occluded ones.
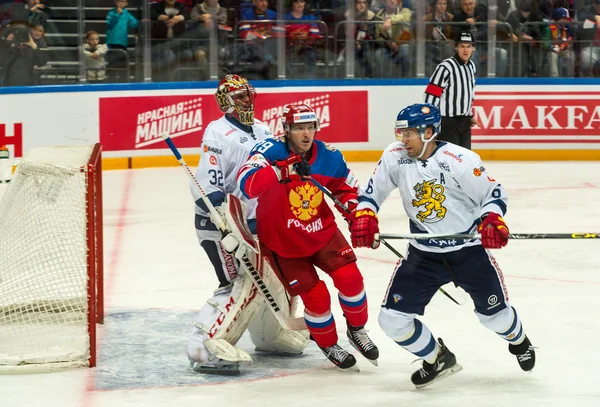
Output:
[509,336,536,372]
[347,324,379,366]
[317,342,358,370]
[411,338,463,388]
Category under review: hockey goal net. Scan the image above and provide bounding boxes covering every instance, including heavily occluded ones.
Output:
[0,144,104,373]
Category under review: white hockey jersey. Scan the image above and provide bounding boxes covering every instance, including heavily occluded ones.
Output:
[357,141,507,253]
[192,115,273,226]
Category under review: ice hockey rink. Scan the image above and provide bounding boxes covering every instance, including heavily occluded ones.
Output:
[1,161,600,407]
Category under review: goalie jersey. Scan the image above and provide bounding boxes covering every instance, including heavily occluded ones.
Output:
[193,115,273,233]
[357,141,507,253]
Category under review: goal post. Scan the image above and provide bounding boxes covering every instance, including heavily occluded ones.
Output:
[0,144,104,373]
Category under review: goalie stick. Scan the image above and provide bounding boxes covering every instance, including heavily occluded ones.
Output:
[307,176,465,306]
[162,135,307,331]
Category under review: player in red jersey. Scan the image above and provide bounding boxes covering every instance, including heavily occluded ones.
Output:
[237,104,379,369]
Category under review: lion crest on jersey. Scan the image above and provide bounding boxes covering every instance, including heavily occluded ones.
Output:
[412,179,447,223]
[289,183,323,221]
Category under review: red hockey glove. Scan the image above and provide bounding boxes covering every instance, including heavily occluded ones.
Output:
[273,154,303,183]
[478,213,509,249]
[350,209,380,249]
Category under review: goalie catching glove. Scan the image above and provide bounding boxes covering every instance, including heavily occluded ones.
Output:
[349,209,380,249]
[478,212,509,249]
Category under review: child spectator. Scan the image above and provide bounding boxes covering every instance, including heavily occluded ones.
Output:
[83,30,109,82]
[106,0,139,82]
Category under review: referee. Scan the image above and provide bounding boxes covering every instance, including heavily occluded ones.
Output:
[424,31,480,150]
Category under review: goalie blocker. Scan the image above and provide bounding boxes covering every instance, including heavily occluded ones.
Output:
[187,195,309,374]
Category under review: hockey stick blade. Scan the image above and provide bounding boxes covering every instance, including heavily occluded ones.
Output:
[379,232,600,240]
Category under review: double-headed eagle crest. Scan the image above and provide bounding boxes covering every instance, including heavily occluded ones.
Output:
[289,183,323,221]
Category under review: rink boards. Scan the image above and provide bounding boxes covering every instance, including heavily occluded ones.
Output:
[1,79,600,168]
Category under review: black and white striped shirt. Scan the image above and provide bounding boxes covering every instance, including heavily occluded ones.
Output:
[424,54,476,117]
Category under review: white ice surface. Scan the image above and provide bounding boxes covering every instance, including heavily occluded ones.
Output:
[1,162,600,407]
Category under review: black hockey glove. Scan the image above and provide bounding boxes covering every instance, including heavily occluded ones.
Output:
[294,157,311,179]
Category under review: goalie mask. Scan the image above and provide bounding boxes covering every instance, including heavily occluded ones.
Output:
[282,104,320,133]
[215,74,257,126]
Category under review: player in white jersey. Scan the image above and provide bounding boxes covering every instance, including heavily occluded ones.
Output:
[187,74,309,374]
[349,103,535,388]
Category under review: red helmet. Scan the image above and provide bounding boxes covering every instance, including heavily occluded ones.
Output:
[215,74,257,126]
[282,104,320,132]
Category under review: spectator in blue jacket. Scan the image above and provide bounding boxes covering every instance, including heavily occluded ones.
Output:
[106,0,139,49]
[106,0,139,82]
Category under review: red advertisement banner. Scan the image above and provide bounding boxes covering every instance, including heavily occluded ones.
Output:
[99,95,216,151]
[99,90,368,151]
[473,91,600,143]
[0,123,23,158]
[255,91,369,143]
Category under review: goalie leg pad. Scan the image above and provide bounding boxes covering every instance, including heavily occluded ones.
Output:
[248,297,309,355]
[300,280,338,348]
[187,275,262,364]
[200,238,239,285]
[329,263,368,328]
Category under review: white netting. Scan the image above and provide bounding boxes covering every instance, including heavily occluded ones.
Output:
[0,145,96,371]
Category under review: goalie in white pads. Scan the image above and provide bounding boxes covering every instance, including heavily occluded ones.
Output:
[350,104,535,388]
[187,74,309,374]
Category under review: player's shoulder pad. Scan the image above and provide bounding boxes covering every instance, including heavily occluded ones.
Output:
[249,136,287,161]
[314,139,341,155]
[434,142,481,173]
[384,141,409,156]
[380,141,410,163]
[311,140,349,177]
[252,120,274,140]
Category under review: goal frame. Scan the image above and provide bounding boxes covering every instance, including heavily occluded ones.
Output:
[0,143,104,372]
[87,143,104,368]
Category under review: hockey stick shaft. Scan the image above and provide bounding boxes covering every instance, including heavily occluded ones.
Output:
[379,233,600,240]
[162,135,306,331]
[308,177,463,306]
[162,135,229,233]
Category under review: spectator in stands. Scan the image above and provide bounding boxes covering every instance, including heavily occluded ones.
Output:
[151,0,192,75]
[83,30,109,82]
[539,0,554,19]
[545,7,575,77]
[336,0,380,78]
[106,0,139,82]
[238,0,284,79]
[190,0,228,70]
[284,0,321,78]
[453,0,508,76]
[151,0,187,39]
[424,0,455,75]
[11,0,50,28]
[577,0,600,76]
[506,0,544,76]
[0,23,47,85]
[374,0,411,77]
